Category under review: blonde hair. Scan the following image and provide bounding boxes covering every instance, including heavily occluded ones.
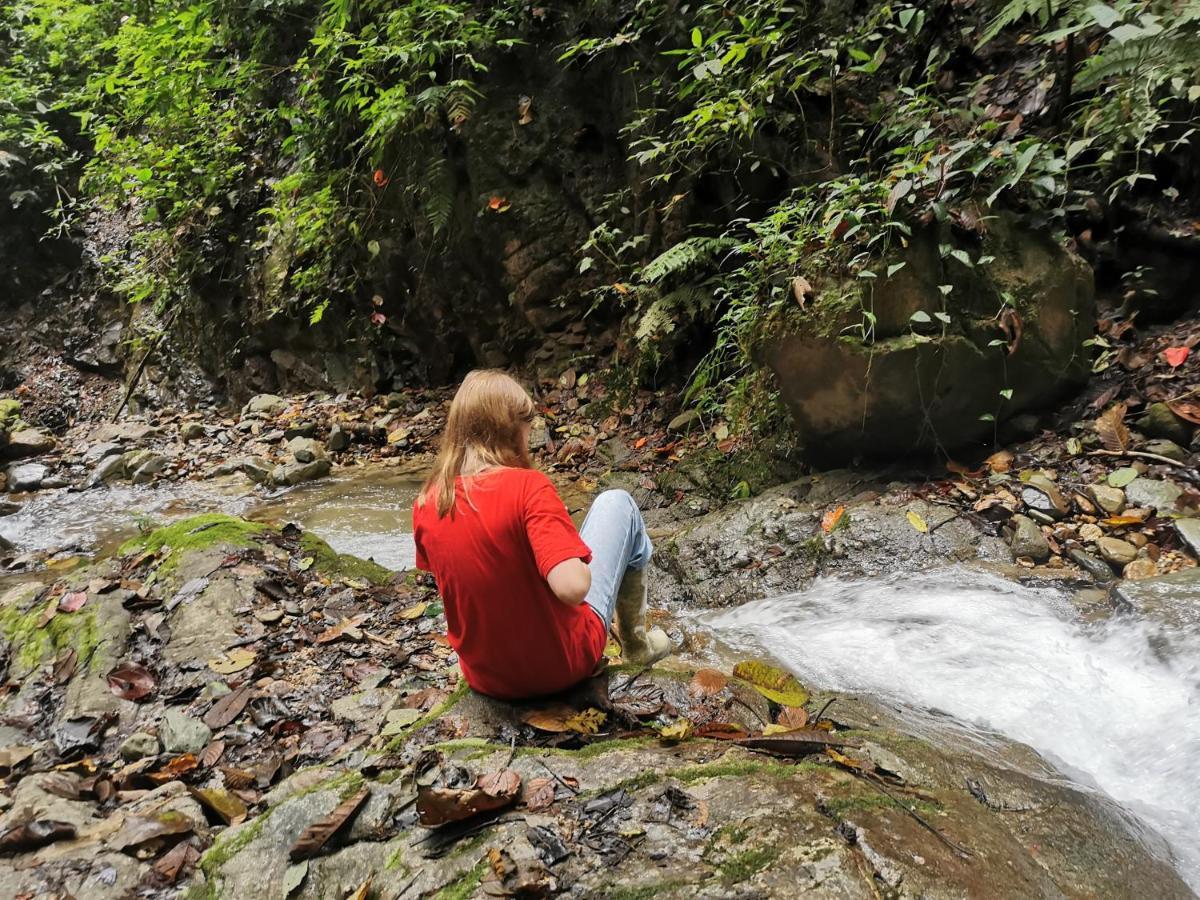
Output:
[419,370,536,517]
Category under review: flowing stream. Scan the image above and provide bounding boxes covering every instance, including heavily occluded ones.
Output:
[702,569,1200,891]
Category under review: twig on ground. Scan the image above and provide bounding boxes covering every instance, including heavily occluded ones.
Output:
[1088,449,1187,467]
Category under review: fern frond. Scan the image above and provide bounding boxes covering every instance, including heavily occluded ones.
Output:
[640,236,737,285]
[421,155,454,234]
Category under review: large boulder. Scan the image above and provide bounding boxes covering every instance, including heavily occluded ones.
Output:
[1,426,56,461]
[764,216,1094,459]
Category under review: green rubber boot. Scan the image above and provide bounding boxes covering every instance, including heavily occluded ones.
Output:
[615,567,671,666]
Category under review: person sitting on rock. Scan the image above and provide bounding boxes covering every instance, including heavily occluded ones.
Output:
[412,369,671,700]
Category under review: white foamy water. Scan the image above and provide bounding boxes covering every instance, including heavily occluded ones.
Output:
[702,570,1200,890]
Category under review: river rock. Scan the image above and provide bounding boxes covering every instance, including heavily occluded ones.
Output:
[119,731,161,761]
[271,458,331,487]
[1122,558,1158,580]
[0,500,19,517]
[126,451,169,485]
[528,415,549,449]
[242,394,289,417]
[159,710,211,754]
[1022,478,1069,519]
[90,453,127,484]
[1143,439,1188,462]
[1089,484,1126,515]
[179,421,206,442]
[1111,567,1200,630]
[2,427,55,460]
[1123,477,1182,516]
[327,422,350,451]
[241,456,273,484]
[1097,536,1137,566]
[1008,514,1050,561]
[287,436,327,464]
[1068,547,1115,581]
[1175,518,1200,558]
[0,399,18,425]
[83,441,124,465]
[283,421,316,440]
[1135,402,1193,444]
[6,462,47,492]
[763,215,1094,458]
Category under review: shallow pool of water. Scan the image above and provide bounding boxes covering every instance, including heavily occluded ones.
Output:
[701,569,1200,891]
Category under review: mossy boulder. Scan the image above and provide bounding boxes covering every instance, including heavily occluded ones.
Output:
[764,216,1094,460]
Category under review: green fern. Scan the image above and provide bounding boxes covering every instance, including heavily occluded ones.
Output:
[421,155,454,234]
[640,236,737,285]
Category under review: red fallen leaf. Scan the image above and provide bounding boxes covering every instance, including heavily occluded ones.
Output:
[416,768,521,827]
[633,437,649,450]
[487,195,511,212]
[1163,346,1190,368]
[105,662,157,701]
[695,722,750,740]
[1169,400,1200,425]
[820,505,846,534]
[153,839,201,884]
[58,591,88,613]
[148,754,200,783]
[289,786,371,861]
[521,777,556,812]
[370,312,387,326]
[688,668,728,698]
[373,168,389,187]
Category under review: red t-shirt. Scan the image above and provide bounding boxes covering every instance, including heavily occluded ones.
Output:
[411,467,605,700]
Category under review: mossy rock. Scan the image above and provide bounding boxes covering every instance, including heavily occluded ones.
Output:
[0,586,101,678]
[299,532,392,585]
[120,513,267,559]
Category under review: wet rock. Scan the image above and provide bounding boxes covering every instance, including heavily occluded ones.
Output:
[1007,514,1050,561]
[159,710,212,755]
[1143,439,1188,462]
[1123,559,1158,580]
[1135,402,1193,444]
[1175,518,1200,557]
[329,687,398,731]
[1088,484,1126,515]
[128,451,169,485]
[83,441,124,465]
[1097,536,1137,567]
[283,422,317,440]
[1068,547,1114,581]
[1124,477,1182,516]
[242,394,289,417]
[287,436,327,464]
[327,423,350,452]
[119,732,161,761]
[179,422,206,443]
[1111,568,1200,631]
[90,454,127,485]
[241,456,273,484]
[272,458,331,487]
[0,500,17,517]
[6,462,47,492]
[2,427,56,460]
[1022,481,1068,520]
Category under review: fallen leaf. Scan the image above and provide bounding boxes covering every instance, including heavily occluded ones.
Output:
[416,769,520,827]
[1095,403,1131,452]
[1168,400,1200,425]
[777,706,809,730]
[109,809,195,851]
[791,275,813,307]
[906,509,929,533]
[564,708,606,734]
[658,719,692,743]
[58,591,88,613]
[316,615,367,644]
[1163,346,1190,368]
[105,662,157,701]
[1102,516,1144,527]
[52,648,78,685]
[821,505,846,534]
[0,820,76,855]
[149,754,199,783]
[153,839,201,884]
[346,876,373,900]
[998,306,1023,356]
[610,683,664,717]
[522,705,581,733]
[688,668,728,698]
[986,450,1014,473]
[190,786,248,825]
[397,602,428,620]
[517,95,534,125]
[208,648,256,675]
[1108,467,1138,488]
[204,682,254,729]
[732,660,809,707]
[825,746,873,773]
[200,740,226,768]
[289,786,371,861]
[695,722,750,740]
[522,777,557,811]
[736,729,855,757]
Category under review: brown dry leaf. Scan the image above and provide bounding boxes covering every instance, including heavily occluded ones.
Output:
[791,275,813,308]
[522,777,557,812]
[688,668,728,698]
[200,741,226,768]
[316,615,368,644]
[985,450,1014,473]
[153,839,201,884]
[150,754,200,783]
[105,661,157,702]
[416,769,521,827]
[998,307,1023,356]
[695,722,750,740]
[204,682,254,729]
[1168,400,1200,425]
[1095,403,1131,452]
[820,505,846,534]
[109,810,195,851]
[517,95,534,125]
[521,704,577,733]
[289,786,371,861]
[777,706,809,730]
[52,648,78,685]
[825,746,873,773]
[0,820,76,855]
[737,730,855,757]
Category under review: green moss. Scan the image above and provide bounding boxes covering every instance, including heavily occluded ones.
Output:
[718,846,780,883]
[300,532,392,585]
[433,860,488,900]
[820,790,940,819]
[674,758,817,785]
[199,810,271,876]
[384,838,411,873]
[600,879,691,900]
[0,598,100,675]
[120,514,267,581]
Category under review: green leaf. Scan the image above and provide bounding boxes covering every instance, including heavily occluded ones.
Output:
[732,660,809,707]
[909,310,932,324]
[691,27,702,48]
[367,239,381,257]
[1108,467,1138,488]
[887,262,906,277]
[1087,3,1122,29]
[999,388,1013,400]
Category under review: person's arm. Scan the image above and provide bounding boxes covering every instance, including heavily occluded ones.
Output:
[525,473,593,608]
[546,557,591,606]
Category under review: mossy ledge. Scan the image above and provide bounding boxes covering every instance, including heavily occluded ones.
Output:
[0,595,100,676]
[299,531,392,585]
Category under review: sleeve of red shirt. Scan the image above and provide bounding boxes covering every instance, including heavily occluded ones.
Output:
[523,471,592,579]
[412,501,430,571]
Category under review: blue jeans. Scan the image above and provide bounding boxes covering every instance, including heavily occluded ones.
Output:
[580,490,653,628]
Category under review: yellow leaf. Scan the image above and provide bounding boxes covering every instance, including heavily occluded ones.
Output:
[297,557,314,572]
[658,719,692,743]
[208,647,256,674]
[398,602,428,620]
[387,427,410,444]
[906,509,929,533]
[732,660,809,707]
[564,708,606,735]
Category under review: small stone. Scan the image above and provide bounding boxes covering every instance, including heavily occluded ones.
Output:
[119,732,160,761]
[1021,485,1065,520]
[1078,523,1103,542]
[1135,402,1193,444]
[242,394,290,417]
[327,423,350,452]
[241,457,273,485]
[1088,484,1126,515]
[272,458,331,487]
[1097,536,1137,566]
[159,710,211,755]
[1123,559,1157,580]
[1175,518,1200,558]
[288,436,326,464]
[1126,532,1148,549]
[528,416,549,450]
[668,409,701,432]
[6,462,47,493]
[82,441,124,465]
[385,392,405,410]
[283,422,317,440]
[1142,439,1187,462]
[1123,477,1182,516]
[1007,514,1050,562]
[1068,547,1115,581]
[254,607,284,624]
